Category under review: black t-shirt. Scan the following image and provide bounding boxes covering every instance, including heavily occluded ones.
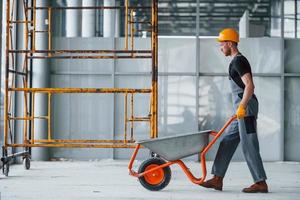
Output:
[229,53,252,89]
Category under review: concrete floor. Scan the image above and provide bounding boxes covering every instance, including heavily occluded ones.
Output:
[0,160,299,200]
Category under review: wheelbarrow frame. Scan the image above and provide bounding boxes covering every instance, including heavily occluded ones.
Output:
[128,115,237,186]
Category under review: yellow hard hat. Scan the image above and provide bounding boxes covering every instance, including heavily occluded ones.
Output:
[217,28,239,43]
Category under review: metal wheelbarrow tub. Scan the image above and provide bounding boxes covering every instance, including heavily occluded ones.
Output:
[137,130,210,161]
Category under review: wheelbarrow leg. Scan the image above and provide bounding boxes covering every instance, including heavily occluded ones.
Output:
[168,116,237,185]
[128,144,141,176]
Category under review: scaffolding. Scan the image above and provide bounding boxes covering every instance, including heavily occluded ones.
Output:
[1,0,158,176]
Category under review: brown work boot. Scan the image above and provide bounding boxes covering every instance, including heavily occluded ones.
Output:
[200,175,223,191]
[242,181,268,193]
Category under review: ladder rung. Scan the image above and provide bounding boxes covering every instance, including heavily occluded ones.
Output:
[128,117,150,122]
[7,116,49,120]
[9,20,33,24]
[35,30,48,33]
[129,21,151,24]
[8,69,27,76]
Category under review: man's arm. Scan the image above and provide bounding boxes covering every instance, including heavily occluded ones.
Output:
[240,73,255,107]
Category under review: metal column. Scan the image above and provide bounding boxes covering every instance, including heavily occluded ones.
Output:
[14,0,28,163]
[114,1,120,38]
[66,0,81,37]
[82,0,96,37]
[32,0,50,160]
[103,0,115,37]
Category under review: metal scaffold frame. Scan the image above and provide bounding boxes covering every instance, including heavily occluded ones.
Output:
[1,0,158,176]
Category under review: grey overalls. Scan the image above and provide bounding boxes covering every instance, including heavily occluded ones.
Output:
[211,55,267,183]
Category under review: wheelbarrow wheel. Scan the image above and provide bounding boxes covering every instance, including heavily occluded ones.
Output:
[3,162,9,177]
[23,157,31,170]
[138,158,171,191]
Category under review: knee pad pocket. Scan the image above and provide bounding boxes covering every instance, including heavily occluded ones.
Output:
[244,116,257,134]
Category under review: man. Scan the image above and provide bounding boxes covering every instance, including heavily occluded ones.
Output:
[200,28,268,193]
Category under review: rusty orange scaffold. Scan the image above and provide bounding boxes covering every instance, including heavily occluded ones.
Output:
[1,0,158,176]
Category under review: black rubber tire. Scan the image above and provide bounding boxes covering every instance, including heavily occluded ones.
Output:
[23,157,31,170]
[138,158,171,191]
[3,163,9,177]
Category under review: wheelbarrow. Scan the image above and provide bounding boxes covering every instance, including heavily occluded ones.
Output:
[128,115,237,191]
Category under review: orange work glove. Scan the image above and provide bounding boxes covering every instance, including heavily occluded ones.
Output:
[236,104,246,119]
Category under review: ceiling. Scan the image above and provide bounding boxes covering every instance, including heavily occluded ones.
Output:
[156,0,271,36]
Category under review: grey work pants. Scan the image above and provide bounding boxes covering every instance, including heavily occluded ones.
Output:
[211,97,267,183]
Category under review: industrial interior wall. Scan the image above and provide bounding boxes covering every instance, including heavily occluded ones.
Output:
[284,39,300,161]
[48,37,292,161]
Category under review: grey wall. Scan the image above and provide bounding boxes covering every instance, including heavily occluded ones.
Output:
[47,37,295,161]
[284,39,300,161]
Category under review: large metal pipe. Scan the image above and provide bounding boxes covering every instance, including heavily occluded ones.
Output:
[82,0,96,37]
[0,3,2,161]
[114,1,120,37]
[66,0,81,37]
[32,0,50,160]
[0,2,2,96]
[239,10,249,38]
[14,0,25,163]
[0,3,5,137]
[103,0,115,37]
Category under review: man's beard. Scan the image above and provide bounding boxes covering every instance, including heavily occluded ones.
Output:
[224,49,231,56]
